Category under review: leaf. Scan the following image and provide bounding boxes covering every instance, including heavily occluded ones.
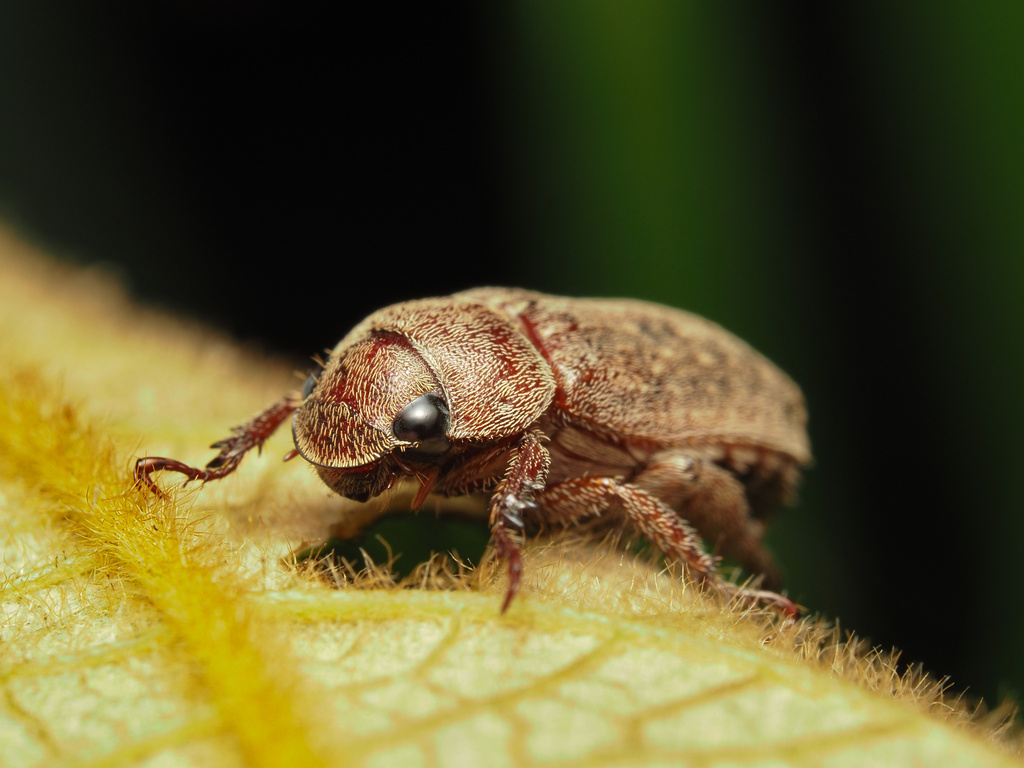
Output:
[0,226,1019,767]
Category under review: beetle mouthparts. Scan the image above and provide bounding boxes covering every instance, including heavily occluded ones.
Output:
[411,470,440,510]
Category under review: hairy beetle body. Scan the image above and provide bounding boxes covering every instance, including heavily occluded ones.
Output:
[136,288,810,614]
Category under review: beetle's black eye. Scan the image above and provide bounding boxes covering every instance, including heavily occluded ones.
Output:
[301,367,322,400]
[393,393,450,459]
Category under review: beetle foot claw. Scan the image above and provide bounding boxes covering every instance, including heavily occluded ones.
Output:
[719,582,802,619]
[499,549,523,614]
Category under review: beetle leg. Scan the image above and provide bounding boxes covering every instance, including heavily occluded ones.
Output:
[633,451,783,590]
[488,430,550,613]
[134,394,299,497]
[536,476,719,582]
[535,475,799,617]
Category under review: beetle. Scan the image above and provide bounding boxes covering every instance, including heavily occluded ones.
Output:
[135,288,810,615]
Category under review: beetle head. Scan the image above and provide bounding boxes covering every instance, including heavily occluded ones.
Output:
[292,332,448,500]
[291,296,556,503]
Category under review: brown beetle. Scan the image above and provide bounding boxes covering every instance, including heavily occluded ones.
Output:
[135,288,810,615]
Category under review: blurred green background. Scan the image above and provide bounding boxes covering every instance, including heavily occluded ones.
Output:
[2,2,1023,711]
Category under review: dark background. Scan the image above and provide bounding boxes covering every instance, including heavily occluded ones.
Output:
[2,2,1023,711]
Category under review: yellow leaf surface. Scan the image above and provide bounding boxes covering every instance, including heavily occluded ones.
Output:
[0,226,1019,767]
